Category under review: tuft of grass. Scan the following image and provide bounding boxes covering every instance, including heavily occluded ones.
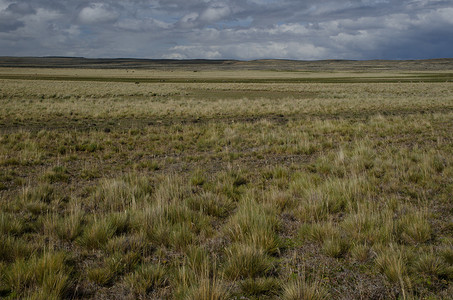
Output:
[322,236,350,258]
[299,221,338,243]
[0,236,34,263]
[340,201,398,246]
[440,244,453,266]
[107,211,131,235]
[190,169,206,187]
[105,233,147,255]
[397,209,431,245]
[169,223,195,251]
[187,191,235,219]
[297,175,370,222]
[77,217,115,250]
[124,263,168,295]
[281,275,329,300]
[239,277,280,297]
[87,266,115,286]
[93,173,153,211]
[183,245,213,277]
[173,251,227,300]
[0,212,25,236]
[375,245,407,283]
[89,252,140,286]
[141,187,212,251]
[80,166,101,180]
[375,244,411,298]
[225,197,281,255]
[4,251,71,299]
[184,277,229,300]
[16,185,58,216]
[42,165,69,183]
[264,188,297,212]
[350,243,370,262]
[223,243,275,280]
[21,184,55,204]
[55,203,84,241]
[412,251,447,278]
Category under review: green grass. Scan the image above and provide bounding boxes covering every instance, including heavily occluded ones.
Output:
[0,65,452,298]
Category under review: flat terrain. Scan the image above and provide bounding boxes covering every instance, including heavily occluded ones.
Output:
[0,59,452,299]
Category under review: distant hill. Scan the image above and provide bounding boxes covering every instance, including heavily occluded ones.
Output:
[0,56,452,71]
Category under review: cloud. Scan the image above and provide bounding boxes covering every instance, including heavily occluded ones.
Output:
[179,12,199,28]
[0,1,36,32]
[6,2,35,15]
[177,3,233,28]
[0,13,24,32]
[164,40,327,61]
[78,3,119,25]
[115,18,172,31]
[0,0,452,59]
[163,45,223,59]
[199,4,231,22]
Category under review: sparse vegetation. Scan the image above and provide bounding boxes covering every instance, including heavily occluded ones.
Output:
[0,64,452,298]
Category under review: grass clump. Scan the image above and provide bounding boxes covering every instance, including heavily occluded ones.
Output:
[223,243,275,280]
[42,165,69,183]
[0,236,34,263]
[93,173,152,211]
[375,244,412,297]
[225,196,281,255]
[184,277,229,300]
[397,209,431,245]
[20,184,55,204]
[299,221,338,243]
[143,206,206,251]
[0,212,25,236]
[187,191,235,219]
[173,249,227,300]
[54,203,84,241]
[77,217,115,250]
[322,236,350,258]
[440,243,453,266]
[299,221,350,258]
[88,252,140,286]
[105,233,147,255]
[139,176,213,251]
[239,277,280,297]
[124,263,168,296]
[350,243,370,262]
[412,252,445,278]
[281,275,329,300]
[87,267,115,287]
[4,251,72,299]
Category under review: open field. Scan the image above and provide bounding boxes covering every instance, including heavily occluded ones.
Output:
[0,61,453,299]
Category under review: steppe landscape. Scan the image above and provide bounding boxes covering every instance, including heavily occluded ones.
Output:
[0,57,452,299]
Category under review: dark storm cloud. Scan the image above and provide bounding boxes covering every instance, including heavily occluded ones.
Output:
[0,0,452,59]
[0,2,35,32]
[6,2,35,14]
[0,15,23,32]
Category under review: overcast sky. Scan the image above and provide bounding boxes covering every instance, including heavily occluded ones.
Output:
[0,0,452,60]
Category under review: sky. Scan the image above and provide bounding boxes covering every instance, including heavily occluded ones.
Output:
[0,0,452,60]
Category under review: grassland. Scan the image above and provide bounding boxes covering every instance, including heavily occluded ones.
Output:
[0,63,452,299]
